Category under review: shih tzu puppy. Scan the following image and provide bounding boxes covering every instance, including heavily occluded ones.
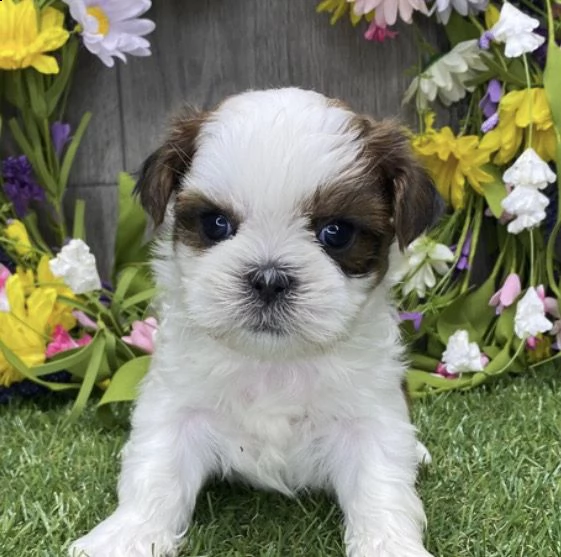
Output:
[70,87,443,557]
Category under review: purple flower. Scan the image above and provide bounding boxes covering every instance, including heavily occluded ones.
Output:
[481,112,500,133]
[479,79,502,119]
[399,312,423,331]
[51,122,72,159]
[479,31,494,50]
[452,232,472,271]
[2,155,45,218]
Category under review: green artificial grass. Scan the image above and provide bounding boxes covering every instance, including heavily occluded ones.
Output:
[2,369,560,557]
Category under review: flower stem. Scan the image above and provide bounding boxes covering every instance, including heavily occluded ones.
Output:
[522,55,534,148]
[529,228,536,286]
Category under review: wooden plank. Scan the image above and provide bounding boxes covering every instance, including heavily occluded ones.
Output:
[65,50,124,186]
[118,0,440,172]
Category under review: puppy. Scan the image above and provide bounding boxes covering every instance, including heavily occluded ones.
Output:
[70,88,442,557]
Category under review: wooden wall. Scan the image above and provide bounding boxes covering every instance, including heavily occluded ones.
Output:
[65,0,440,277]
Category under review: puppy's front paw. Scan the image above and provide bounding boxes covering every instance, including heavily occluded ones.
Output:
[68,511,179,557]
[346,536,434,557]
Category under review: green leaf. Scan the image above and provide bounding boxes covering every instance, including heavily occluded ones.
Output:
[98,356,151,406]
[59,112,91,197]
[113,172,150,277]
[494,304,516,346]
[25,70,48,119]
[481,164,507,218]
[45,36,78,116]
[72,198,86,240]
[483,342,513,375]
[437,275,497,345]
[408,353,439,372]
[66,334,107,424]
[444,12,479,46]
[543,22,561,143]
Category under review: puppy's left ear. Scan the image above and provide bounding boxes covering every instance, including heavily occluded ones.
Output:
[357,117,445,250]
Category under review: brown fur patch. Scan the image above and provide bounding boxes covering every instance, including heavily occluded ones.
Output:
[135,106,208,226]
[174,190,241,251]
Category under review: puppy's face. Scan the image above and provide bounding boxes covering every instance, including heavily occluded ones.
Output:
[137,89,442,357]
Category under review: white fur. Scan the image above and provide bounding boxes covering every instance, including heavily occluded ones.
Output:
[70,88,433,557]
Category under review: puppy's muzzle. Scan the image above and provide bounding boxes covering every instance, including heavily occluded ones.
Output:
[246,265,295,305]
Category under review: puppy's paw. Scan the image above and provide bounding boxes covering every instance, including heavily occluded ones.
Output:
[68,511,179,557]
[346,536,434,557]
[415,440,432,466]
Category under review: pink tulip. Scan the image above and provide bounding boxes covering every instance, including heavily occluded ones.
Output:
[122,317,158,354]
[535,285,560,318]
[46,325,92,358]
[489,273,522,314]
[73,310,99,330]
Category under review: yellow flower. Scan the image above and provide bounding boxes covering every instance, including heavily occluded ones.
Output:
[412,114,494,209]
[484,3,500,29]
[4,220,33,256]
[0,0,69,74]
[0,275,56,387]
[316,0,371,25]
[480,88,557,165]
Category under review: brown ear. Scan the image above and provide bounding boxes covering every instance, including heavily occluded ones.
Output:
[356,117,445,250]
[134,106,207,225]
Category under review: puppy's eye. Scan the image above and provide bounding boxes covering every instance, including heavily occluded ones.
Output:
[317,221,355,249]
[200,212,234,242]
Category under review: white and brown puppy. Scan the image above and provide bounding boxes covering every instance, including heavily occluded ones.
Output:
[70,88,442,557]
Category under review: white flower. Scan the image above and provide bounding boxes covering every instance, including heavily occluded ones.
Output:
[501,186,549,234]
[49,239,102,295]
[403,40,488,109]
[490,2,545,58]
[503,148,557,190]
[395,236,454,298]
[514,287,552,339]
[64,0,155,67]
[431,0,488,25]
[442,330,485,374]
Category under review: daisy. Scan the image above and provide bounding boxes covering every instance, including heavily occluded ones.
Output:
[64,0,155,67]
[352,0,429,26]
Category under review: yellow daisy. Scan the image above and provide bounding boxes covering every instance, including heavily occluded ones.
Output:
[0,0,69,74]
[480,88,557,165]
[412,115,494,210]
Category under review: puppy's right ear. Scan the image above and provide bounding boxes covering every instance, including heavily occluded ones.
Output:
[135,107,207,225]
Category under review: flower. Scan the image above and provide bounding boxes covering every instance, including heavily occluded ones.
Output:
[432,0,489,24]
[64,0,155,67]
[514,287,552,339]
[2,156,45,218]
[122,317,158,353]
[412,114,494,209]
[51,122,72,159]
[403,40,488,109]
[501,186,549,233]
[45,325,92,358]
[441,330,487,374]
[489,273,522,314]
[0,265,12,313]
[364,21,398,41]
[0,0,69,74]
[452,231,472,271]
[399,311,423,331]
[395,236,454,298]
[49,239,101,295]
[352,0,429,25]
[0,275,57,387]
[489,2,545,58]
[480,88,557,165]
[479,79,502,132]
[503,148,557,189]
[73,310,98,330]
[4,220,33,256]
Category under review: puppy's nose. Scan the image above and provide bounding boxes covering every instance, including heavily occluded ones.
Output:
[247,266,294,304]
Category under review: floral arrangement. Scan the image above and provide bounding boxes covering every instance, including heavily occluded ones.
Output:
[0,0,157,419]
[319,0,561,394]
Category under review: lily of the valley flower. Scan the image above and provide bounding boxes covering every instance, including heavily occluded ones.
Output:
[396,236,454,298]
[432,0,488,25]
[403,39,488,109]
[440,329,488,375]
[64,0,155,67]
[514,287,553,339]
[49,239,101,295]
[488,2,545,58]
[122,317,158,354]
[489,273,522,314]
[500,149,557,234]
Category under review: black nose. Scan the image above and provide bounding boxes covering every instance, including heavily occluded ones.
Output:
[247,266,294,304]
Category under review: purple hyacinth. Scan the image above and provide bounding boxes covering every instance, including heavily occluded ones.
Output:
[2,155,45,218]
[479,80,502,133]
[51,122,72,159]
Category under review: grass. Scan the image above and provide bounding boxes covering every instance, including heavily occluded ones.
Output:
[2,370,561,557]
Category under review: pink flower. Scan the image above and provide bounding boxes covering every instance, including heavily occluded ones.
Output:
[352,0,428,26]
[122,317,158,354]
[0,264,12,312]
[535,285,560,318]
[489,273,522,314]
[364,21,398,41]
[73,310,98,330]
[46,325,92,358]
